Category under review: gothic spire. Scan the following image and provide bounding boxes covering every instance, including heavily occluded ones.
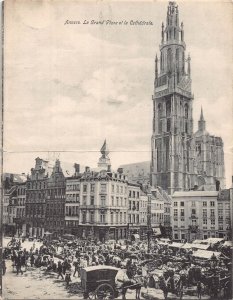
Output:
[198,106,206,131]
[165,1,180,42]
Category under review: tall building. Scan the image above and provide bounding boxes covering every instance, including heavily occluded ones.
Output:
[25,158,49,238]
[45,159,66,237]
[151,1,196,195]
[172,190,231,241]
[65,164,81,235]
[151,1,225,195]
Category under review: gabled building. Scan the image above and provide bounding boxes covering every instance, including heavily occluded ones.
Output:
[25,158,49,238]
[45,159,66,237]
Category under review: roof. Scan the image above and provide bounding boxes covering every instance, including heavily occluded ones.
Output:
[169,242,184,248]
[83,266,120,272]
[206,238,224,244]
[192,239,207,245]
[223,241,233,247]
[182,243,193,249]
[193,250,221,259]
[191,244,210,250]
[172,191,219,197]
[3,173,27,183]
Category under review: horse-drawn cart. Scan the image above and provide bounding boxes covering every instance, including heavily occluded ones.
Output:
[80,265,142,300]
[81,266,120,299]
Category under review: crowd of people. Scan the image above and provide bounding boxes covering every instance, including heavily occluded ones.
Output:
[2,236,232,299]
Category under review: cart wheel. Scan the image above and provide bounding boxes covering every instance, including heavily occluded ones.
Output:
[95,283,114,300]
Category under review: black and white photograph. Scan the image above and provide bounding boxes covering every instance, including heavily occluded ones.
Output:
[2,0,232,299]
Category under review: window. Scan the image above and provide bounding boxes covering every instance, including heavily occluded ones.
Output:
[100,196,106,207]
[180,209,184,217]
[111,212,114,224]
[218,224,223,230]
[116,197,119,206]
[117,185,119,193]
[116,213,119,224]
[90,211,94,223]
[167,119,171,132]
[174,209,178,217]
[100,212,105,223]
[111,185,114,193]
[210,209,215,218]
[210,201,215,207]
[211,219,215,225]
[191,209,196,215]
[90,195,94,205]
[83,185,87,193]
[174,202,177,207]
[166,100,171,117]
[180,202,184,207]
[120,212,122,223]
[82,212,86,224]
[203,201,207,207]
[203,219,207,225]
[111,196,114,206]
[83,196,87,205]
[90,184,95,193]
[203,209,207,218]
[191,201,195,207]
[100,184,107,193]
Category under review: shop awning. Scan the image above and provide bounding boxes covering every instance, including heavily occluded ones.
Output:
[206,238,224,245]
[193,250,221,259]
[223,241,233,247]
[191,243,210,250]
[182,243,193,249]
[169,242,184,248]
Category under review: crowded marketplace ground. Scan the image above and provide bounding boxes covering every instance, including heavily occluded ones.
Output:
[2,235,232,300]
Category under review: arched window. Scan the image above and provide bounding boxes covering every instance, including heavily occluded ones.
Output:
[184,103,188,118]
[166,100,171,117]
[167,119,171,132]
[167,48,172,72]
[158,103,162,133]
[182,52,185,74]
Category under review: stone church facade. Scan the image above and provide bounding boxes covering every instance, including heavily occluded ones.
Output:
[151,2,225,195]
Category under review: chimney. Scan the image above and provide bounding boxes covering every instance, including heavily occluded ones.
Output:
[107,165,111,172]
[85,166,90,173]
[74,163,80,174]
[117,168,123,174]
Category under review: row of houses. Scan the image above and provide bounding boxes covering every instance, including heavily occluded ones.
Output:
[3,141,232,242]
[3,142,172,241]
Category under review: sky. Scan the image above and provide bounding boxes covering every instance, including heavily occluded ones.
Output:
[3,0,233,187]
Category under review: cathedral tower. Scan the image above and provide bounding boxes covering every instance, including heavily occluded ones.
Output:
[151,2,196,194]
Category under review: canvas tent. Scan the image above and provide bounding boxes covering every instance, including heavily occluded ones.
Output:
[192,250,221,260]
